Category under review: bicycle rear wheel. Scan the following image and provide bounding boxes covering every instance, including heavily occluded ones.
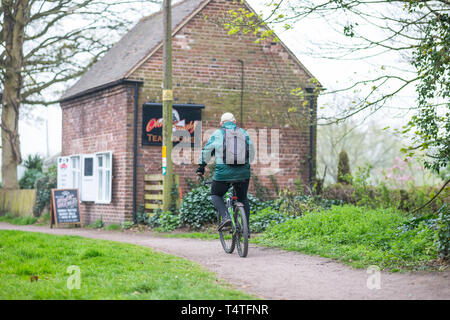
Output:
[218,211,235,254]
[235,205,249,258]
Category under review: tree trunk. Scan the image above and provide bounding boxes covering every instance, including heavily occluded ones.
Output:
[1,0,29,189]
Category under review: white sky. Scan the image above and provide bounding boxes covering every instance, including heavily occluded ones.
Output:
[17,0,419,164]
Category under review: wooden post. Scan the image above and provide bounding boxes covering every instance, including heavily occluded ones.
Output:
[162,0,173,212]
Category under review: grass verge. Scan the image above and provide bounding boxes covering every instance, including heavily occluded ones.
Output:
[0,230,255,299]
[254,205,439,271]
[0,213,38,225]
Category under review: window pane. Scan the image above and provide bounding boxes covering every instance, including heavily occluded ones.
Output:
[105,154,111,169]
[106,170,110,201]
[98,155,103,168]
[84,158,93,176]
[98,169,103,200]
[71,157,80,188]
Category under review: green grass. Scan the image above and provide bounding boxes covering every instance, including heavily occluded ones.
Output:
[104,223,120,230]
[0,230,255,299]
[255,205,438,271]
[0,213,38,225]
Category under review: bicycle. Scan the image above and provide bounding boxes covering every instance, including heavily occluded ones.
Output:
[201,177,249,258]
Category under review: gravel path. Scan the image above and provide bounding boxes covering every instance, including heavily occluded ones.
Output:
[1,222,449,300]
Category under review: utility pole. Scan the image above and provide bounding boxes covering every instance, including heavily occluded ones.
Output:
[162,0,173,212]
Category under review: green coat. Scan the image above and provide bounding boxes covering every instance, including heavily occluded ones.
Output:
[199,122,254,182]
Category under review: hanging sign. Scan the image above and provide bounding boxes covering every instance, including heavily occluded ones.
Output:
[57,156,72,189]
[142,103,204,147]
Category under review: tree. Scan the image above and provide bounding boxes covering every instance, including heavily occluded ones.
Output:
[316,116,443,186]
[224,0,449,175]
[337,150,351,184]
[0,0,159,188]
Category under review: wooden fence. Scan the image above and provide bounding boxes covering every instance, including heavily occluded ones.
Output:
[144,174,181,214]
[0,189,37,217]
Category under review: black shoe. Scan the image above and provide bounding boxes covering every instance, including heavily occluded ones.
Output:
[218,218,232,231]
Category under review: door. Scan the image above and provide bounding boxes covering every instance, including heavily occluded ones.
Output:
[81,154,96,201]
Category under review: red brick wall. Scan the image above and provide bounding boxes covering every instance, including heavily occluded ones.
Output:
[130,0,316,207]
[60,0,317,223]
[60,84,135,225]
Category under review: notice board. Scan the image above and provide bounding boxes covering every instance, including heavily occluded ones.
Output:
[50,189,82,228]
[142,103,204,146]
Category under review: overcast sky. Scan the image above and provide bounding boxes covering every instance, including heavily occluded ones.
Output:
[18,0,419,163]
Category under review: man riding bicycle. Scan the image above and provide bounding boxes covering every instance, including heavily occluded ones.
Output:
[196,112,254,234]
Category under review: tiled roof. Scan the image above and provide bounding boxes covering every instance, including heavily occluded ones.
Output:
[61,0,209,101]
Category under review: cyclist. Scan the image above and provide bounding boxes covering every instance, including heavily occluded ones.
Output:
[196,112,254,233]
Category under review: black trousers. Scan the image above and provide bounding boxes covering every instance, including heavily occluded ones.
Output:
[211,179,250,225]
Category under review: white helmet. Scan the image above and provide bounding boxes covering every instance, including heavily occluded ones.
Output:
[220,112,235,123]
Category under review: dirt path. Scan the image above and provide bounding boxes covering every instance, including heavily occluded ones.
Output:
[1,222,449,300]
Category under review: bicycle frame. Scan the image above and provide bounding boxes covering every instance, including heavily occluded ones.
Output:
[225,187,239,232]
[200,175,249,257]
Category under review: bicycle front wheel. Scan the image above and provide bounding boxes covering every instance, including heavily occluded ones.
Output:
[218,211,235,254]
[235,205,249,258]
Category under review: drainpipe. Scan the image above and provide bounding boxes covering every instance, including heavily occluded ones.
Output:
[237,59,244,127]
[132,82,139,224]
[124,79,142,224]
[306,88,315,190]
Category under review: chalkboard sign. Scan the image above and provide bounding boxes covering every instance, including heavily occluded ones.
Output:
[50,189,82,228]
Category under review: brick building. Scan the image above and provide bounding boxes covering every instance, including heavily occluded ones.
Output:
[59,0,320,225]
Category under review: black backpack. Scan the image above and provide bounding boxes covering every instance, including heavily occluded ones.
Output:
[221,127,249,166]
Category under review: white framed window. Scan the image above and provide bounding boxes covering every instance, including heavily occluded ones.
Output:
[70,155,81,189]
[59,152,113,203]
[95,152,112,204]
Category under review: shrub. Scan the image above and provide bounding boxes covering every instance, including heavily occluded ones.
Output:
[179,185,217,229]
[157,211,180,232]
[19,169,43,189]
[136,208,180,232]
[33,165,57,217]
[20,154,44,190]
[395,204,449,260]
[147,210,163,228]
[322,181,448,215]
[322,183,356,204]
[179,183,275,229]
[121,221,134,230]
[248,193,279,213]
[87,219,104,229]
[436,204,450,260]
[23,154,43,171]
[275,189,343,216]
[136,205,148,225]
[250,207,294,233]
